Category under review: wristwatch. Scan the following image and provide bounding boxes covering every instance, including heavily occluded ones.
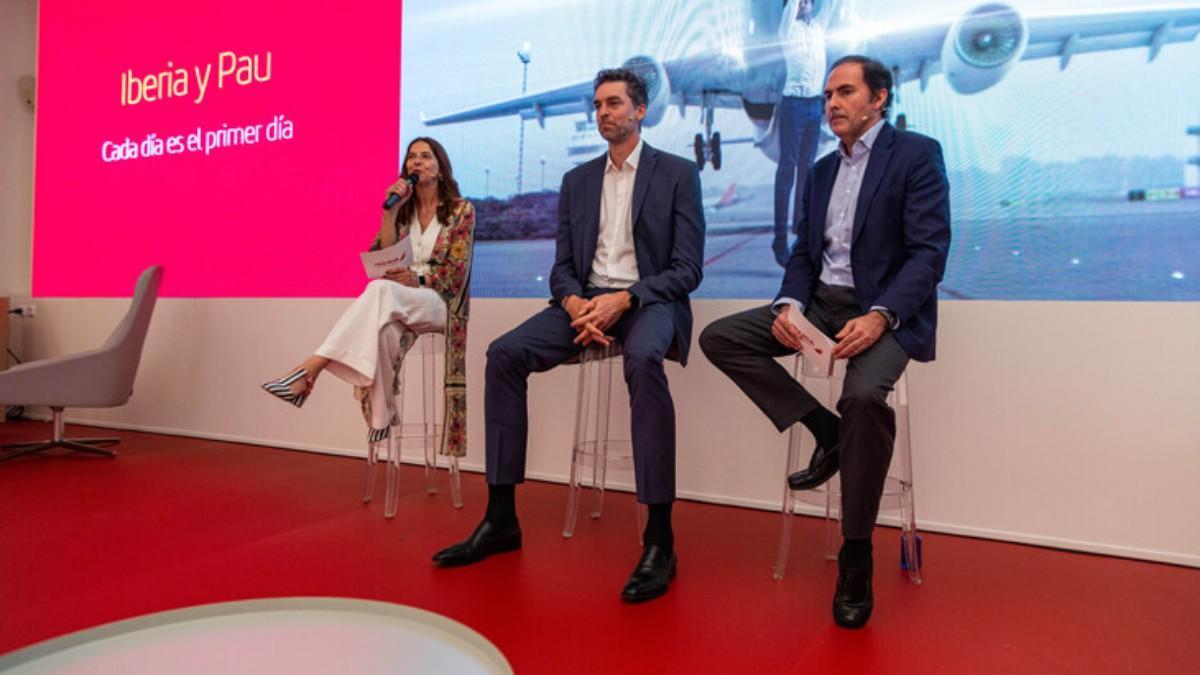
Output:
[873,308,896,328]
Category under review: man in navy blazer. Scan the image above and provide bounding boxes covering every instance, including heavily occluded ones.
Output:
[701,55,950,628]
[434,68,705,603]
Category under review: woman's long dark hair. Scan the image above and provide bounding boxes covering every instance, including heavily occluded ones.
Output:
[397,136,462,225]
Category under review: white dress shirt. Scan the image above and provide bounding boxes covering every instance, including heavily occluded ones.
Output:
[779,0,827,98]
[408,212,442,278]
[588,138,643,289]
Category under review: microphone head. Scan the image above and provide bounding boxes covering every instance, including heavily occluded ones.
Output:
[406,172,420,186]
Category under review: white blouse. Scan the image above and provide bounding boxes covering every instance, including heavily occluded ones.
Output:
[408,212,442,278]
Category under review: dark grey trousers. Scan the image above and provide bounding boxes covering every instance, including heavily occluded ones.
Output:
[698,284,909,538]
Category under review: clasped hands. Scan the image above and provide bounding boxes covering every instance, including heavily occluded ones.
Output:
[564,292,633,347]
[383,266,418,287]
[771,304,888,360]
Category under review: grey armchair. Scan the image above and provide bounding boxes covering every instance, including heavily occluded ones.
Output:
[0,265,163,461]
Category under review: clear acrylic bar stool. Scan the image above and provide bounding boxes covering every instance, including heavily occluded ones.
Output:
[562,342,647,540]
[363,332,463,518]
[773,354,922,584]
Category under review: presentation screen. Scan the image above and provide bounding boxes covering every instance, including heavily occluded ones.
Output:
[33,1,401,297]
[407,0,1200,301]
[35,1,1200,301]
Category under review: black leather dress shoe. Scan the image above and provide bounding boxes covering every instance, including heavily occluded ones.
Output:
[432,519,521,567]
[620,545,677,603]
[787,443,839,490]
[832,553,873,628]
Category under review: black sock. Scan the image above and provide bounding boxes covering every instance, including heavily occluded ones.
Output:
[802,406,840,450]
[840,537,873,568]
[642,503,674,553]
[485,484,517,527]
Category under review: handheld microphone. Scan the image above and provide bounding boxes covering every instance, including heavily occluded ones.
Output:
[382,173,419,210]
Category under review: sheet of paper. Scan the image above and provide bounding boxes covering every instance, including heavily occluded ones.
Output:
[786,307,836,378]
[360,237,414,279]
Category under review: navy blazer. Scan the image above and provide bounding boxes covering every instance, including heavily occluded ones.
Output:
[777,123,951,362]
[550,142,706,365]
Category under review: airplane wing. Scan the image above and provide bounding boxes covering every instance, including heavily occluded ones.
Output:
[851,5,1200,92]
[421,80,595,126]
[420,53,750,128]
[421,4,1200,127]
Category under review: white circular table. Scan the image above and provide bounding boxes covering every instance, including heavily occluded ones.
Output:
[0,598,511,674]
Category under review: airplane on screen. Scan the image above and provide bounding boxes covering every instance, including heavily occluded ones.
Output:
[704,182,746,210]
[421,1,1200,170]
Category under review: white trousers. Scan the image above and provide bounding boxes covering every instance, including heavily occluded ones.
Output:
[316,280,446,431]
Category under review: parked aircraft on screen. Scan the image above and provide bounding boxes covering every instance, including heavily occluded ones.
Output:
[422,2,1200,170]
[704,182,746,210]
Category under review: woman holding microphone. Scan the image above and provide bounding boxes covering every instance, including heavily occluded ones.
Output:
[262,137,475,457]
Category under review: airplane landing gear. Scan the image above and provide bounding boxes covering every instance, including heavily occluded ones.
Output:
[693,97,722,170]
[693,132,722,170]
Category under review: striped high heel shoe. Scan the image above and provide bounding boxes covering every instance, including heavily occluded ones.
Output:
[261,369,312,408]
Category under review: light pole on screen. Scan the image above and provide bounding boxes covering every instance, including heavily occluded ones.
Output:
[516,42,531,195]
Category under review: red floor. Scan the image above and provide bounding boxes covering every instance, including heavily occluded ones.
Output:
[1,421,1198,674]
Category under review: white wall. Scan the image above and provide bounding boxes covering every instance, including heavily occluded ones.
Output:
[13,297,1200,567]
[3,1,1198,568]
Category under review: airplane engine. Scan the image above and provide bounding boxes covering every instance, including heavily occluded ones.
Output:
[941,3,1029,94]
[621,55,671,127]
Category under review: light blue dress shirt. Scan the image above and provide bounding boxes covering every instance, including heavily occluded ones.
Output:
[776,119,897,327]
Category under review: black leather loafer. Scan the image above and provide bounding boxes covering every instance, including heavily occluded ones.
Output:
[787,443,840,490]
[620,545,677,603]
[432,519,521,567]
[832,552,873,628]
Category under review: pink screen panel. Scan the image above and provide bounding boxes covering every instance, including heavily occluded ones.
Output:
[33,1,402,297]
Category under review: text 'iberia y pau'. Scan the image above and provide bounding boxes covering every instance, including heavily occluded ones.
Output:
[120,50,272,106]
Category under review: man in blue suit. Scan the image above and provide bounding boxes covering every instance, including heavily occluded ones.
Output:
[434,68,706,603]
[700,55,950,628]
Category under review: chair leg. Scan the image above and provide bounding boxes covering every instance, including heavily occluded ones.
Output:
[591,448,608,519]
[774,486,796,581]
[69,437,120,447]
[423,446,438,495]
[363,438,379,503]
[0,442,55,462]
[384,428,401,519]
[2,408,121,460]
[590,356,614,520]
[563,448,582,538]
[1,439,116,460]
[563,349,592,539]
[823,480,842,561]
[899,483,923,585]
[774,422,805,581]
[3,440,52,450]
[448,456,463,509]
[422,344,439,496]
[58,440,118,457]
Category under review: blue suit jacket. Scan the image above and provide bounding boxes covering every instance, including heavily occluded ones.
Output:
[777,123,951,362]
[550,142,706,365]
